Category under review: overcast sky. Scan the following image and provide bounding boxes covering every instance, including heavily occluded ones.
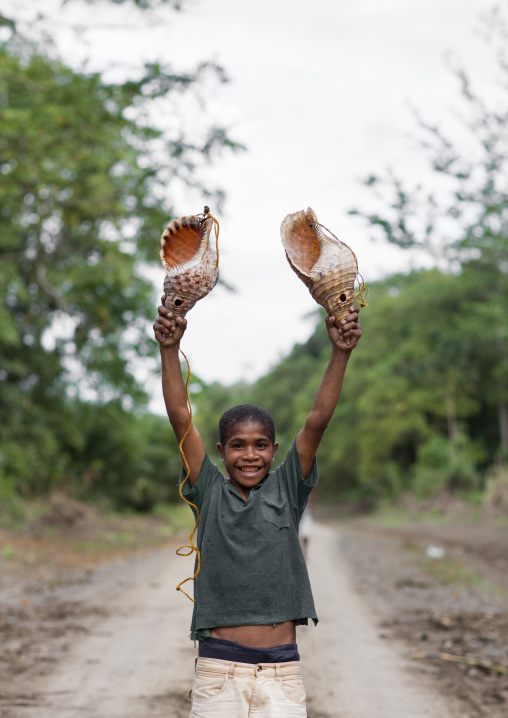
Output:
[8,0,501,404]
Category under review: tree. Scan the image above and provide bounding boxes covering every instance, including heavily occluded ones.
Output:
[0,48,237,401]
[0,3,242,498]
[349,6,508,456]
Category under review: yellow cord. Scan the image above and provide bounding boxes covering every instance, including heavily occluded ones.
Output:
[309,218,369,308]
[354,272,369,308]
[175,349,201,602]
[174,207,220,602]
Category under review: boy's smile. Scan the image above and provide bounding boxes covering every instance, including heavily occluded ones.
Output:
[217,421,279,500]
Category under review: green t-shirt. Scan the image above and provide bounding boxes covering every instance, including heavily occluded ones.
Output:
[181,439,319,641]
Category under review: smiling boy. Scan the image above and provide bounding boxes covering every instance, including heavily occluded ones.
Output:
[218,418,279,498]
[153,298,362,717]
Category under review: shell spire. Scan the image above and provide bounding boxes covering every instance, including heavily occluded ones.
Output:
[160,207,219,318]
[280,207,365,326]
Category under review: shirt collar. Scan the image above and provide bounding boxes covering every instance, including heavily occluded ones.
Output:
[224,474,270,502]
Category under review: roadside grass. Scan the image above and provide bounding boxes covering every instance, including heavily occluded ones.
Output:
[367,494,485,529]
[72,503,194,554]
[414,551,508,601]
[2,545,15,560]
[346,493,508,600]
[417,554,482,587]
[0,496,195,582]
[153,502,195,531]
[0,495,49,531]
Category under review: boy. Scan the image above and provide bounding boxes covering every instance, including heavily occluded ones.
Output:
[153,298,361,717]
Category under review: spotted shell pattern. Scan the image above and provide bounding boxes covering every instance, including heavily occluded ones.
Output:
[280,207,358,326]
[160,213,218,318]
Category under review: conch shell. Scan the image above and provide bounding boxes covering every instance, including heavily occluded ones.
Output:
[160,208,219,318]
[280,207,361,326]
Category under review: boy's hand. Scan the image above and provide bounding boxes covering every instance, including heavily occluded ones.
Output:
[326,307,361,352]
[153,294,187,347]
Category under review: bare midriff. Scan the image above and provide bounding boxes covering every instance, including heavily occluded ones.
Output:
[210,620,296,648]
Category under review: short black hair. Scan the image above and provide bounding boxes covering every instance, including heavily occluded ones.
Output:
[218,404,276,446]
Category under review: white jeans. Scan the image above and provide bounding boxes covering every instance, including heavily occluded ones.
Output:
[187,657,307,717]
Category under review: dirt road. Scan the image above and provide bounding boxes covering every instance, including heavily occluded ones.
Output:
[299,524,463,718]
[1,521,507,717]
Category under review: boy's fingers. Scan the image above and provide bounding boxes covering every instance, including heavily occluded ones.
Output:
[339,317,361,332]
[154,313,186,338]
[157,306,185,326]
[154,318,169,334]
[153,320,165,338]
[158,316,176,330]
[342,308,359,324]
[327,307,360,324]
[340,328,362,340]
[341,318,361,330]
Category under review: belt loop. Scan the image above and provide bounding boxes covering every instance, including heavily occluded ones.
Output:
[275,663,281,679]
[228,661,236,679]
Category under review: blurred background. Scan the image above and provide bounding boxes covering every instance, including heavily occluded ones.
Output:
[1,0,508,519]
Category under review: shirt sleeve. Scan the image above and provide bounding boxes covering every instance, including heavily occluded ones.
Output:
[278,439,318,514]
[179,451,222,515]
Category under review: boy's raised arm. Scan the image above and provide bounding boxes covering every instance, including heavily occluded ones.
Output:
[295,307,361,479]
[154,298,206,486]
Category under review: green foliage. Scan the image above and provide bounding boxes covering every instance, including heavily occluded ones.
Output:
[0,394,184,509]
[69,402,183,508]
[484,462,508,510]
[4,2,507,510]
[227,265,506,501]
[411,432,481,499]
[0,47,235,403]
[350,6,508,460]
[0,5,241,503]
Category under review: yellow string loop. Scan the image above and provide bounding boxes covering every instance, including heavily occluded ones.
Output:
[175,348,201,602]
[354,272,369,308]
[174,207,220,602]
[203,206,220,268]
[309,218,369,309]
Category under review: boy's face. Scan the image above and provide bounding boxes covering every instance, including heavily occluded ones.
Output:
[217,420,278,500]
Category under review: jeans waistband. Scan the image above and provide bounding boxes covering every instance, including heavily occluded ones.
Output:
[198,637,300,664]
[195,656,302,678]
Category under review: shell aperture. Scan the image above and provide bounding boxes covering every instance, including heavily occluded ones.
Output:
[280,207,362,326]
[160,211,219,318]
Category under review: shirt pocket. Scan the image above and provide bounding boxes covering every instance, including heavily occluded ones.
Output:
[260,494,291,528]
